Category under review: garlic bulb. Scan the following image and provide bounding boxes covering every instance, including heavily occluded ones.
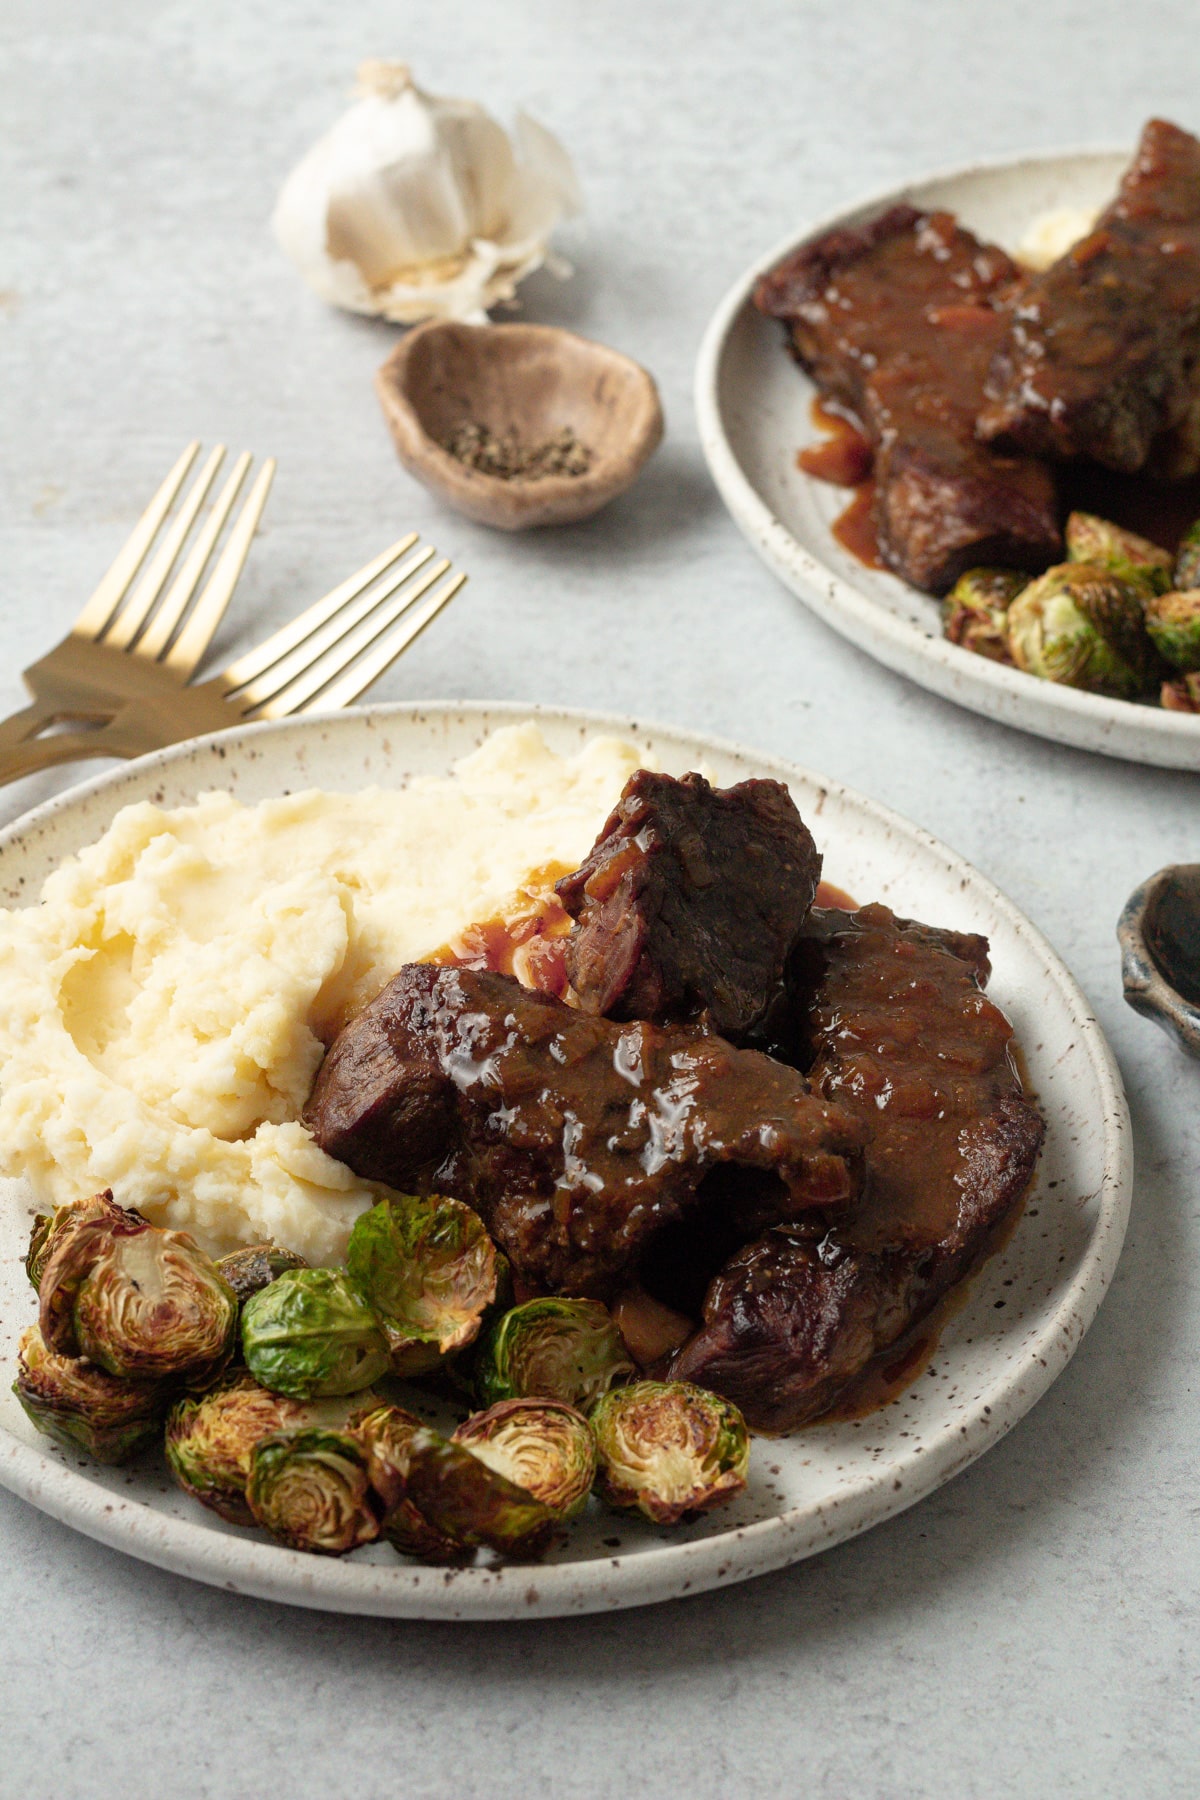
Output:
[272,62,582,325]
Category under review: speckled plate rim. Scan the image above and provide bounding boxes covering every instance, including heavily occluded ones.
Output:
[694,143,1200,771]
[0,701,1132,1618]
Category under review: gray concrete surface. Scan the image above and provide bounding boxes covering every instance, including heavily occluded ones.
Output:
[1,2,1198,1795]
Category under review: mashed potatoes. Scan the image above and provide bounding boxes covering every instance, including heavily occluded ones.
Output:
[0,725,647,1264]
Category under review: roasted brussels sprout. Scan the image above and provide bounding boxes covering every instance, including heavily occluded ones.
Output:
[13,1325,168,1464]
[454,1399,597,1520]
[1005,563,1154,698]
[166,1373,373,1526]
[247,1427,381,1554]
[1065,511,1173,594]
[215,1243,310,1308]
[39,1198,238,1383]
[350,1403,465,1563]
[1161,670,1200,711]
[1144,589,1200,672]
[590,1381,749,1525]
[404,1427,558,1559]
[940,568,1027,663]
[346,1194,497,1375]
[241,1268,389,1399]
[25,1190,129,1296]
[1174,519,1200,591]
[474,1297,635,1410]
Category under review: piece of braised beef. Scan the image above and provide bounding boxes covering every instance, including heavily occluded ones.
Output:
[755,205,1061,593]
[979,119,1200,475]
[556,770,820,1037]
[668,903,1044,1432]
[305,963,865,1298]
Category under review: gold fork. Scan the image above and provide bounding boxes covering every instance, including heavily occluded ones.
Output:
[0,443,466,787]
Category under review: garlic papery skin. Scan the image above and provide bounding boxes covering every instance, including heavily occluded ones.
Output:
[272,62,582,326]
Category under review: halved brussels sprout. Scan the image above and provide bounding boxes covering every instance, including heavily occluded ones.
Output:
[241,1268,389,1399]
[404,1427,558,1559]
[215,1244,310,1308]
[39,1199,238,1383]
[247,1427,381,1555]
[13,1325,168,1465]
[1161,671,1200,711]
[1065,512,1173,593]
[474,1297,635,1410]
[1144,589,1200,672]
[1006,563,1154,698]
[941,568,1027,663]
[25,1190,129,1296]
[346,1194,497,1376]
[454,1399,596,1520]
[350,1403,466,1563]
[1175,519,1200,592]
[590,1380,749,1525]
[166,1373,374,1526]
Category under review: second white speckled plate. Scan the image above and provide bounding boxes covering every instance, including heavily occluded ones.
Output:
[0,703,1131,1617]
[696,146,1200,769]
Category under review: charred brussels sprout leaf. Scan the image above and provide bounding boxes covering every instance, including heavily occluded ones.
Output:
[241,1268,389,1398]
[215,1244,310,1308]
[405,1427,559,1559]
[1144,589,1200,672]
[68,1224,238,1383]
[1065,512,1173,594]
[1006,563,1155,698]
[166,1373,374,1526]
[247,1427,380,1554]
[454,1399,597,1520]
[941,568,1027,664]
[13,1325,168,1464]
[1161,670,1200,711]
[474,1297,635,1410]
[1175,519,1200,592]
[351,1403,466,1563]
[590,1380,749,1525]
[346,1194,497,1375]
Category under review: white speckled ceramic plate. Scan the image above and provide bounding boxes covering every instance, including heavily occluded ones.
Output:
[0,703,1131,1617]
[696,146,1200,770]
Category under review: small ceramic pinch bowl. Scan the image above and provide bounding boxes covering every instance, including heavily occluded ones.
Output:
[1118,864,1200,1056]
[375,320,664,529]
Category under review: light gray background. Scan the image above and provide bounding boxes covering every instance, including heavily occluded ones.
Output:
[1,3,1197,1795]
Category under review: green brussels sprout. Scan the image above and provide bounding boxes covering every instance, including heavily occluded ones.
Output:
[474,1297,635,1410]
[346,1194,497,1376]
[454,1399,597,1520]
[39,1198,238,1384]
[25,1190,130,1295]
[241,1268,389,1399]
[590,1381,750,1525]
[1005,563,1155,698]
[215,1243,310,1308]
[1174,519,1200,591]
[1161,671,1200,711]
[941,568,1027,664]
[404,1427,559,1559]
[247,1427,381,1555]
[13,1325,168,1464]
[166,1373,375,1526]
[1065,512,1173,594]
[350,1403,466,1563]
[1144,589,1200,672]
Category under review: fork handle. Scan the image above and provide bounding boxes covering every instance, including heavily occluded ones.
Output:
[0,701,125,787]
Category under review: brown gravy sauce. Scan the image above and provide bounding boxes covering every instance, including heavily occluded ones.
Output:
[802,396,1200,571]
[429,864,574,997]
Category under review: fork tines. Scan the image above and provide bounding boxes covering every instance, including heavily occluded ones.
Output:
[215,538,467,718]
[74,442,276,681]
